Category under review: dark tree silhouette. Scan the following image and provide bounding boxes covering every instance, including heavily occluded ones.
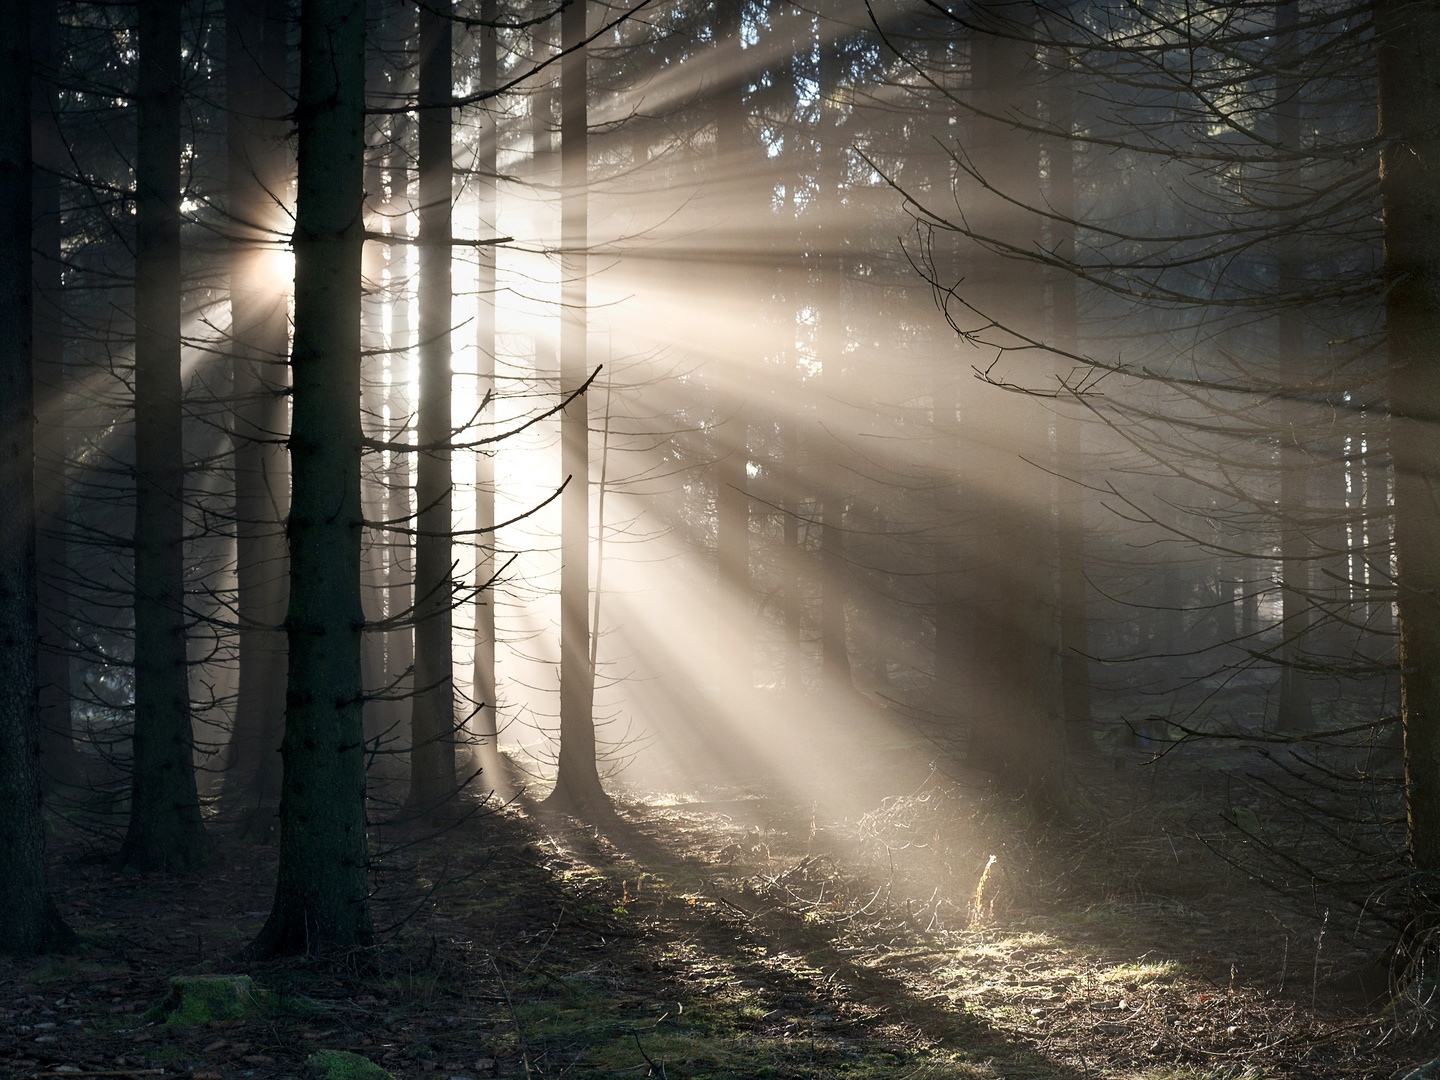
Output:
[119,0,209,872]
[0,0,73,955]
[31,0,80,786]
[223,0,292,827]
[408,0,459,814]
[249,0,373,958]
[1378,0,1440,875]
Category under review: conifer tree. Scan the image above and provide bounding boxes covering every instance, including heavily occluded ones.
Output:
[120,0,209,871]
[250,0,373,957]
[0,0,74,955]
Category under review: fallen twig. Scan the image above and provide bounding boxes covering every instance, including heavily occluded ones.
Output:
[630,1030,666,1079]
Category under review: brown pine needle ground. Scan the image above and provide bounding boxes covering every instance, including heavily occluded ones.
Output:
[0,766,1425,1080]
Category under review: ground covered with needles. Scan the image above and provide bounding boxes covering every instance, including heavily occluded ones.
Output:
[1,751,1431,1080]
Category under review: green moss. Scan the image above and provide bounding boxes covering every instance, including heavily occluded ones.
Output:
[144,1046,187,1066]
[144,974,270,1026]
[305,1049,393,1080]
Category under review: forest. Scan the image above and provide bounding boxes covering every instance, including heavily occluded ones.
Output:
[1,0,1437,1076]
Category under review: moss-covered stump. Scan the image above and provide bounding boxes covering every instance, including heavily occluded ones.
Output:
[304,1049,393,1080]
[145,974,270,1025]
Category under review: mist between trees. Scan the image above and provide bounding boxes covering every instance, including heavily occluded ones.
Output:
[0,0,1436,993]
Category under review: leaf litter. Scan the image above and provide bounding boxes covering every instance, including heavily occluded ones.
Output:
[0,765,1428,1080]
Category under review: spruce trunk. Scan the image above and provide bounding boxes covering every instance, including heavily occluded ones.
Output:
[961,7,1063,800]
[546,0,609,815]
[1376,0,1440,873]
[32,0,79,785]
[408,0,456,813]
[816,27,851,691]
[121,0,208,871]
[0,0,73,955]
[473,0,502,786]
[713,0,749,696]
[249,0,372,957]
[224,0,290,822]
[1275,0,1313,732]
[1048,50,1092,749]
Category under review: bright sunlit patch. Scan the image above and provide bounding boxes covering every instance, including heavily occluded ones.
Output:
[1096,960,1182,987]
[267,247,295,292]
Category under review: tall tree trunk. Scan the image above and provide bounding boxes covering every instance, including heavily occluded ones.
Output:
[360,142,386,754]
[545,0,608,815]
[248,0,372,957]
[816,22,851,690]
[922,88,967,720]
[714,0,750,695]
[819,498,851,686]
[120,0,209,871]
[775,39,803,692]
[931,426,967,701]
[1048,48,1092,751]
[407,0,456,812]
[961,7,1063,800]
[782,414,803,687]
[225,0,290,827]
[1275,0,1313,732]
[1214,557,1238,646]
[358,3,391,762]
[0,0,72,955]
[473,0,502,787]
[385,129,414,747]
[1241,557,1261,640]
[930,237,965,712]
[1376,0,1440,873]
[31,0,78,786]
[1361,419,1391,633]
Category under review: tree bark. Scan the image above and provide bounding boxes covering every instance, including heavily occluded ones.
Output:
[714,0,750,695]
[407,0,457,813]
[360,140,386,755]
[545,0,609,816]
[923,92,967,716]
[120,0,209,871]
[782,420,803,687]
[31,0,79,786]
[1275,0,1314,732]
[385,127,414,747]
[248,0,372,957]
[224,0,291,827]
[1376,0,1440,872]
[473,0,503,787]
[931,359,967,703]
[1048,47,1092,751]
[775,42,803,691]
[0,0,73,955]
[960,6,1063,800]
[816,23,851,691]
[819,499,852,685]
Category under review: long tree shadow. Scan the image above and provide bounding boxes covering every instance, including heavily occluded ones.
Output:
[506,796,1093,1079]
[18,785,1406,1080]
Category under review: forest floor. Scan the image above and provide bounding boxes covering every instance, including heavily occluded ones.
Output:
[0,732,1431,1080]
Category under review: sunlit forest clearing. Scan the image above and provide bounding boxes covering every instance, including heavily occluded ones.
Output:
[1,0,1436,1077]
